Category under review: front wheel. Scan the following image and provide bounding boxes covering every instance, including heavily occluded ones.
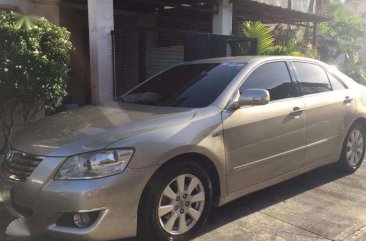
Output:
[339,123,366,173]
[138,162,213,241]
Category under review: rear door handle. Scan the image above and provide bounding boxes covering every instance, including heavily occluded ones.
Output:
[290,107,305,116]
[344,96,353,104]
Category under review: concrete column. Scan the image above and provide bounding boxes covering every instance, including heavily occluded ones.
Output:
[212,0,233,35]
[88,0,114,104]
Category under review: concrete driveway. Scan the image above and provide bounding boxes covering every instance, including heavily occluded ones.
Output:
[1,163,366,241]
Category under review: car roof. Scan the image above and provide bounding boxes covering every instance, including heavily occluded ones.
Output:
[187,56,325,65]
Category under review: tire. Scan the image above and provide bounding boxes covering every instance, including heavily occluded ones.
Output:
[138,161,213,241]
[338,123,366,173]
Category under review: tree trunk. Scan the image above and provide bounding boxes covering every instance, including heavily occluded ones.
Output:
[304,0,315,44]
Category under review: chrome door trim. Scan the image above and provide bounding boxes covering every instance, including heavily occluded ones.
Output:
[233,135,338,171]
[306,135,338,149]
[233,146,306,171]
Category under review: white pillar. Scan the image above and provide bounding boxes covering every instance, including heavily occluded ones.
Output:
[88,0,114,104]
[212,0,233,35]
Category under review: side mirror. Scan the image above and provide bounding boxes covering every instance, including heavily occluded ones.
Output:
[238,89,270,106]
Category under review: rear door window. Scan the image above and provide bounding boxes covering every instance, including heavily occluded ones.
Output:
[293,62,332,95]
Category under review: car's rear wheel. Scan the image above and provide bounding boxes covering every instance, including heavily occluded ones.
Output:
[138,161,213,241]
[339,123,366,173]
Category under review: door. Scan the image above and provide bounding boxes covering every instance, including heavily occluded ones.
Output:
[223,61,306,193]
[292,62,357,166]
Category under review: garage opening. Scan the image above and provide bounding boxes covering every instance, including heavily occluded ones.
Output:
[112,27,257,98]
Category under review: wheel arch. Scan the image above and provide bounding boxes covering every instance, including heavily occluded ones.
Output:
[138,153,222,213]
[353,117,366,131]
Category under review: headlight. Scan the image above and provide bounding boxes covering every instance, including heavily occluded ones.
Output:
[55,149,134,180]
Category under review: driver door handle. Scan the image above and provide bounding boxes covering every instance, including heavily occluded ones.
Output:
[290,107,305,116]
[344,96,353,104]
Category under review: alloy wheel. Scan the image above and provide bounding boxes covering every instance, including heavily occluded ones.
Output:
[158,174,205,235]
[346,129,365,167]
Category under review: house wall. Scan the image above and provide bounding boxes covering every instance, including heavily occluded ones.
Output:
[59,3,91,105]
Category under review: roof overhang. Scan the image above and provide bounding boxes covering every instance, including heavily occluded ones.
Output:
[234,0,330,25]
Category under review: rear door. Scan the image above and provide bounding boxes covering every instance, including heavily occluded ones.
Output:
[292,61,357,166]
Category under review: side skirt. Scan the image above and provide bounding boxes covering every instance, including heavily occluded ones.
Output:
[219,158,337,206]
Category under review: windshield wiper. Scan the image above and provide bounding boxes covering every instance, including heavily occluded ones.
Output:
[115,96,125,103]
[132,99,158,106]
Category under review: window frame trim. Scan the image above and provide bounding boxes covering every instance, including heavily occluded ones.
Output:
[290,60,333,97]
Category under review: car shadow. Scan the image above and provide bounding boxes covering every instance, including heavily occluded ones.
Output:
[134,163,349,241]
[4,164,350,241]
[195,164,350,238]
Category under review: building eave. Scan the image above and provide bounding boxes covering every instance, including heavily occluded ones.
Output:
[234,0,330,24]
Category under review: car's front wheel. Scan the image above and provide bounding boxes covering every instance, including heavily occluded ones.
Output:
[138,161,213,241]
[339,123,366,173]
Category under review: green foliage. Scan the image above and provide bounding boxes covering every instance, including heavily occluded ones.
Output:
[242,21,275,55]
[318,3,366,83]
[0,11,72,150]
[13,12,37,29]
[241,21,318,58]
[318,11,364,60]
[343,55,366,84]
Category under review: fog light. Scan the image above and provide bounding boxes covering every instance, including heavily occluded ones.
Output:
[73,213,91,228]
[57,210,100,228]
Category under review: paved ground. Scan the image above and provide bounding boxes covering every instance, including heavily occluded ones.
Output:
[1,163,366,241]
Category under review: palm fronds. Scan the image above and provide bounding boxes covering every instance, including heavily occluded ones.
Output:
[13,12,37,29]
[242,21,275,55]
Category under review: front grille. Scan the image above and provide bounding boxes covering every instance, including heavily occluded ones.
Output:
[2,151,43,182]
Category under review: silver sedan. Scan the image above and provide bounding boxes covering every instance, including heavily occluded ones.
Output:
[2,56,366,241]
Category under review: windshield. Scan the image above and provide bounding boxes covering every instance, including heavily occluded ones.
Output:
[120,63,246,108]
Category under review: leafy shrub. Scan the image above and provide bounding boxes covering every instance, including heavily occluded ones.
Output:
[240,21,318,58]
[318,4,366,83]
[0,11,72,151]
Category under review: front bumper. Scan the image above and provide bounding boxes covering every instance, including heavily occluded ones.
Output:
[1,156,158,241]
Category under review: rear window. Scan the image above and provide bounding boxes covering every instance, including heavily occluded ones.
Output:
[327,73,347,90]
[332,70,354,88]
[121,63,245,108]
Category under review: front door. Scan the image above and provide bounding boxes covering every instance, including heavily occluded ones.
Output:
[223,61,306,193]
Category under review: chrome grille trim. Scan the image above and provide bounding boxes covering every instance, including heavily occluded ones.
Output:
[2,151,43,182]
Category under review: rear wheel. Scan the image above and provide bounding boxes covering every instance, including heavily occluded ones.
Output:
[339,123,366,173]
[138,161,213,241]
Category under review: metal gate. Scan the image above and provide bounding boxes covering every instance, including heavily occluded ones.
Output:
[112,27,257,98]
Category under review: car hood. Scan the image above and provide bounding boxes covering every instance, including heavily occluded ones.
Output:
[10,102,196,157]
